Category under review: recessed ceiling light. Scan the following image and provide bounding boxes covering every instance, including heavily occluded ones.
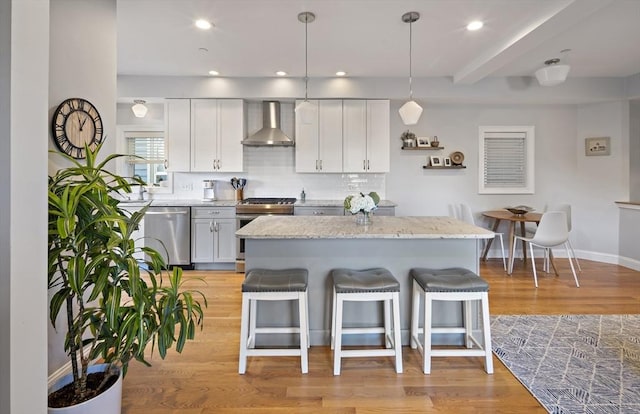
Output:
[467,20,483,31]
[335,71,347,77]
[276,71,287,76]
[208,70,219,76]
[195,19,212,30]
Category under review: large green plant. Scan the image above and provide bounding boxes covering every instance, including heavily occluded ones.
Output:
[48,144,206,406]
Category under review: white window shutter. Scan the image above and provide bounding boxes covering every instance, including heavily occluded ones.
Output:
[479,126,534,194]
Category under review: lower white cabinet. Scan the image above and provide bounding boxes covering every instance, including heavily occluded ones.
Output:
[191,207,236,263]
[294,206,345,216]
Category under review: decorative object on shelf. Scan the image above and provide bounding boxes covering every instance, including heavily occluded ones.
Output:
[444,157,452,167]
[401,130,417,147]
[416,136,430,147]
[585,136,610,156]
[535,49,571,86]
[430,156,442,166]
[131,99,148,118]
[398,11,423,125]
[450,151,464,165]
[295,11,317,124]
[430,135,440,147]
[344,191,380,225]
[505,205,534,216]
[52,97,104,159]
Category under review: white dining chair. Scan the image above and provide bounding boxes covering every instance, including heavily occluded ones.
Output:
[509,211,580,288]
[460,204,506,271]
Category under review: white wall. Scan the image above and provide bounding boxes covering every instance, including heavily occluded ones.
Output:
[48,0,117,375]
[1,0,50,413]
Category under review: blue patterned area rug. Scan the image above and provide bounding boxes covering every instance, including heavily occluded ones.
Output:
[491,315,640,414]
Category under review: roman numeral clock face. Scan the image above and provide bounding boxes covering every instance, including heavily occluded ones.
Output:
[52,98,104,159]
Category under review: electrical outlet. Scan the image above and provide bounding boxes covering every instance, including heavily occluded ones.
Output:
[180,183,193,191]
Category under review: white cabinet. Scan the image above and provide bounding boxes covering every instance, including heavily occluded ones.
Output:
[295,100,343,173]
[164,99,191,172]
[165,99,245,173]
[191,207,236,263]
[343,100,390,173]
[294,206,345,216]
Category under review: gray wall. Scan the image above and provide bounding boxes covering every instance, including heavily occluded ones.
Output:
[1,0,50,413]
[630,101,640,200]
[48,0,117,376]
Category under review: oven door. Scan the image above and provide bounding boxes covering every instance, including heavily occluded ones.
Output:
[236,214,258,264]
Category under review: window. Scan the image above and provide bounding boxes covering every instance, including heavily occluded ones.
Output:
[123,130,169,188]
[479,126,534,194]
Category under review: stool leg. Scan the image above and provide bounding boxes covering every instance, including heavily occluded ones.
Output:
[384,298,392,348]
[303,290,310,348]
[248,297,257,349]
[392,292,403,374]
[464,300,473,349]
[333,293,344,375]
[423,295,433,374]
[410,279,420,349]
[481,292,494,374]
[330,286,337,350]
[298,291,309,374]
[238,293,250,374]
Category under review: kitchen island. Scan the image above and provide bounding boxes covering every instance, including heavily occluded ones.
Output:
[236,215,494,346]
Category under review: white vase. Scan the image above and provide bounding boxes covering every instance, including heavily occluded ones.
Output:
[48,363,122,414]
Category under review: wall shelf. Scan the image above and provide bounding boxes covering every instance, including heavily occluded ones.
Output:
[402,146,444,150]
[422,165,466,169]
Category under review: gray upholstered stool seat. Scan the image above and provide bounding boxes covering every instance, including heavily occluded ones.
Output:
[410,267,493,374]
[411,268,489,292]
[239,268,309,374]
[330,268,402,375]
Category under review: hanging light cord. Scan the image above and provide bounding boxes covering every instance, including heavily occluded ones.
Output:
[408,17,413,100]
[304,15,309,101]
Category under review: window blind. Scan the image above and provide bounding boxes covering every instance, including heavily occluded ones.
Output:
[126,132,164,164]
[483,132,526,187]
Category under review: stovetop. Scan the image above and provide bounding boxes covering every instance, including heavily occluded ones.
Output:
[238,197,296,205]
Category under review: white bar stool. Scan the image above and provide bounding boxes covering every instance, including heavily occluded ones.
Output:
[238,268,309,374]
[330,268,402,376]
[410,267,493,374]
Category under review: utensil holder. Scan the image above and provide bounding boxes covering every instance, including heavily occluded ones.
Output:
[235,189,244,201]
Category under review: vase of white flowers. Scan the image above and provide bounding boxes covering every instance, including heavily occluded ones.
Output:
[344,192,380,225]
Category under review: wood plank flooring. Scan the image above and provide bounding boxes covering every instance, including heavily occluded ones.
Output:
[121,258,640,413]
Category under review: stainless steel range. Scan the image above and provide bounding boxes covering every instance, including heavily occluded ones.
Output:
[236,197,296,272]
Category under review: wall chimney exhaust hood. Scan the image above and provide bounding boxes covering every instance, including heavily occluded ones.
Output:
[242,101,294,146]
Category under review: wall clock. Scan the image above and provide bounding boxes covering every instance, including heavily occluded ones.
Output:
[52,98,104,159]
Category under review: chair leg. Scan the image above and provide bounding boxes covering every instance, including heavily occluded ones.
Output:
[464,300,472,348]
[330,286,337,350]
[298,292,309,373]
[248,298,257,349]
[496,233,507,271]
[384,299,392,348]
[238,294,250,374]
[529,242,539,288]
[423,295,433,374]
[392,292,403,374]
[410,280,420,349]
[333,294,344,376]
[508,236,518,274]
[567,239,582,271]
[480,293,493,374]
[564,242,580,288]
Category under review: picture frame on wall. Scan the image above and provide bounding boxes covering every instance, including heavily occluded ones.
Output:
[444,157,452,167]
[416,137,430,147]
[585,136,610,156]
[430,156,442,167]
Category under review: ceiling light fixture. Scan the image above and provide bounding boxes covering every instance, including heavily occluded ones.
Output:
[535,49,571,86]
[398,11,423,126]
[208,70,219,76]
[335,71,347,77]
[467,20,484,31]
[295,11,316,124]
[131,100,148,118]
[195,19,212,30]
[276,71,288,76]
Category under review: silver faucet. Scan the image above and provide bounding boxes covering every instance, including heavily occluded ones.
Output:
[133,175,147,200]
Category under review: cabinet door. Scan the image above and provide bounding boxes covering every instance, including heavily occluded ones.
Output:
[295,100,320,172]
[342,100,367,172]
[213,218,236,263]
[366,100,390,172]
[318,100,343,172]
[164,99,191,171]
[191,99,218,172]
[373,206,395,216]
[217,99,244,172]
[191,219,214,263]
[294,206,345,216]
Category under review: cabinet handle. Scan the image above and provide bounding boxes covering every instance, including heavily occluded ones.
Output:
[209,221,214,232]
[164,159,168,169]
[214,221,219,232]
[363,160,366,170]
[367,160,370,170]
[319,160,322,170]
[313,211,324,215]
[209,211,220,215]
[315,160,318,171]
[217,160,221,170]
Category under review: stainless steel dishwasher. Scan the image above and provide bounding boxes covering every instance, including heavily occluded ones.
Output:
[144,207,191,267]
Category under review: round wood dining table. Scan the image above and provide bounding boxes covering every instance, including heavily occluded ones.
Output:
[481,210,542,274]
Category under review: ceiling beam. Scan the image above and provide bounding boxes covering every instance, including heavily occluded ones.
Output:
[453,0,614,85]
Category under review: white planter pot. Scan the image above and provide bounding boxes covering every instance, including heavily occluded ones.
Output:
[48,363,122,414]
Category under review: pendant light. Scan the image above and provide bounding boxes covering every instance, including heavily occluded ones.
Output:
[295,11,316,125]
[398,11,423,125]
[535,49,571,87]
[131,100,148,118]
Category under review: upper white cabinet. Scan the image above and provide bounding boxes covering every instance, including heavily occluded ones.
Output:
[343,100,390,173]
[165,98,245,172]
[295,100,343,173]
[295,99,389,173]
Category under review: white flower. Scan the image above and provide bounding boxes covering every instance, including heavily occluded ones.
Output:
[344,192,379,214]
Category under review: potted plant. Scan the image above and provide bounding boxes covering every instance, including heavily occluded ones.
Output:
[48,144,206,412]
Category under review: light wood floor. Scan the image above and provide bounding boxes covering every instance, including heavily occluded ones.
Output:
[121,258,640,413]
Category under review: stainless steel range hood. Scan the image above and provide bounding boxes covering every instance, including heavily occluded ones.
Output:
[242,101,294,146]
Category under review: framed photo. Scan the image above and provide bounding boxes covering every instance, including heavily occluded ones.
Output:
[444,157,452,167]
[416,137,430,147]
[430,156,442,167]
[585,137,610,156]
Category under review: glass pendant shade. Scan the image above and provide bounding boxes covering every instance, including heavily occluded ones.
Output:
[295,100,316,125]
[399,100,423,125]
[131,100,148,118]
[535,64,570,86]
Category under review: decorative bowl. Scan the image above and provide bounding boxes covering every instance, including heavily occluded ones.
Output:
[450,151,464,165]
[505,205,534,216]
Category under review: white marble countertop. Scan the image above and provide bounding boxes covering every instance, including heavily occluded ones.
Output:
[117,199,238,207]
[236,215,494,239]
